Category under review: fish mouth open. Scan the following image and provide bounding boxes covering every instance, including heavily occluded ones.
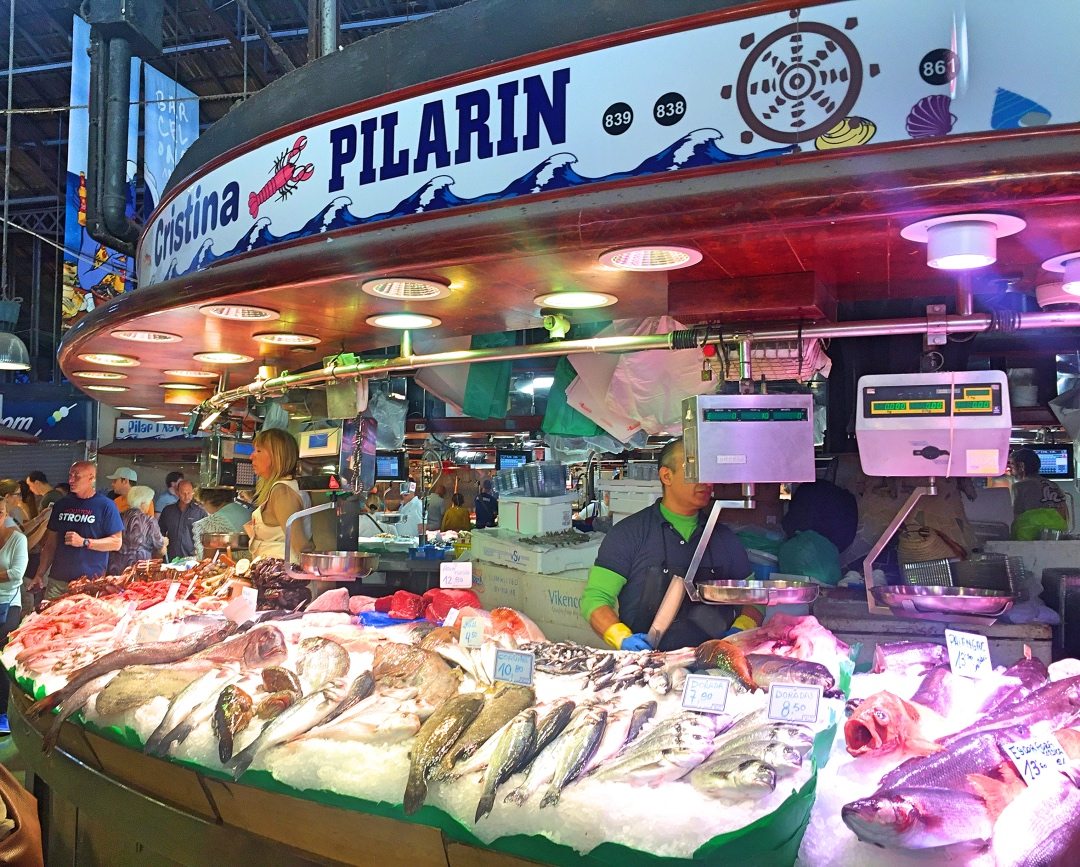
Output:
[844,719,884,755]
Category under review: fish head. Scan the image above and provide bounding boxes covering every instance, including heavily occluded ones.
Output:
[734,759,778,796]
[845,692,913,756]
[761,743,803,773]
[248,626,289,667]
[842,792,919,847]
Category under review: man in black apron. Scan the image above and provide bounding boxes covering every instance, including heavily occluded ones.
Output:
[580,438,758,652]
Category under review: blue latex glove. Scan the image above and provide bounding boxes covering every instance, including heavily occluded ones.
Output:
[620,633,653,651]
[720,626,741,638]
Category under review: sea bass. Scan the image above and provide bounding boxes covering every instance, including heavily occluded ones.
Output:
[403,692,485,815]
[746,654,843,698]
[475,709,537,822]
[845,692,941,757]
[439,683,535,776]
[145,667,240,756]
[539,706,607,808]
[842,787,993,850]
[589,712,717,787]
[689,755,778,801]
[501,702,578,806]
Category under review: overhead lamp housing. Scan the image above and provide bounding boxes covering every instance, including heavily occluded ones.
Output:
[200,304,280,321]
[163,369,218,379]
[361,276,451,301]
[73,370,127,380]
[159,382,208,391]
[534,291,618,310]
[598,245,703,271]
[164,388,209,406]
[85,384,129,392]
[133,413,165,419]
[900,213,1026,270]
[77,352,139,366]
[253,332,321,346]
[366,313,441,329]
[115,406,148,412]
[1041,252,1080,296]
[193,351,253,364]
[0,332,31,371]
[111,329,182,343]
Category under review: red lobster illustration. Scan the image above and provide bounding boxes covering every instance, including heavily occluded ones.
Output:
[248,136,315,218]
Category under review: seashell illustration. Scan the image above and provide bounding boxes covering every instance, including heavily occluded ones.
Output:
[906,95,957,139]
[991,87,1051,129]
[815,116,878,150]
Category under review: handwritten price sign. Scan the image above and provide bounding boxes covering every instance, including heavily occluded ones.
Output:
[440,561,473,589]
[767,683,823,724]
[945,629,991,679]
[494,649,534,686]
[1003,736,1069,786]
[680,674,731,714]
[459,616,485,648]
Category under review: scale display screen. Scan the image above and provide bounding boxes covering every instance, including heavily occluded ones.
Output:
[862,383,1002,418]
[701,407,808,422]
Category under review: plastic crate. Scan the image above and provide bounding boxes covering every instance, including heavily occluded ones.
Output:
[901,559,955,587]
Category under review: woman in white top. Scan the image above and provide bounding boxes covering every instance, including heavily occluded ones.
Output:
[0,496,28,732]
[245,428,310,562]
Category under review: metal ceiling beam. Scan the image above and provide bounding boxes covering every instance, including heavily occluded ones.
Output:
[195,0,269,89]
[236,0,297,73]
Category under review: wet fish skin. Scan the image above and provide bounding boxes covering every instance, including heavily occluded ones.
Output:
[256,690,299,719]
[372,643,460,712]
[879,731,1006,791]
[320,671,375,726]
[746,653,842,698]
[439,684,535,776]
[712,723,815,758]
[539,707,607,808]
[145,668,239,756]
[689,756,777,801]
[693,640,758,692]
[261,666,302,695]
[475,710,537,822]
[296,637,350,693]
[991,768,1080,866]
[42,673,116,754]
[841,787,992,850]
[193,624,287,669]
[403,692,485,816]
[939,675,1080,747]
[213,685,254,764]
[94,665,207,717]
[503,703,581,807]
[626,701,657,745]
[871,641,947,676]
[981,656,1050,716]
[589,713,716,786]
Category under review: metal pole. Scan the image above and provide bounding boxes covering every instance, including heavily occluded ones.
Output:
[319,0,338,56]
[956,273,974,316]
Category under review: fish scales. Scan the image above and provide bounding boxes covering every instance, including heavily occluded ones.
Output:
[539,708,606,808]
[403,692,485,815]
[475,709,537,822]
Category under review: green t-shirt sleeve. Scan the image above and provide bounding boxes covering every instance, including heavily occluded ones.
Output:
[580,565,626,621]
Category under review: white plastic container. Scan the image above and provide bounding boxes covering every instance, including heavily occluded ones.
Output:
[601,479,661,525]
[499,494,575,535]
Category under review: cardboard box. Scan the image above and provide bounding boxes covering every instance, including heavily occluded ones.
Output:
[471,527,601,574]
[499,494,575,535]
[472,561,524,610]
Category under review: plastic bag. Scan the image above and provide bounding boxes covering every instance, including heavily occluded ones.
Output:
[778,530,842,586]
[1049,383,1080,440]
[366,383,407,449]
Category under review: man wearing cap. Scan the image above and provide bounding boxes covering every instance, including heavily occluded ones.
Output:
[154,471,184,513]
[106,467,139,515]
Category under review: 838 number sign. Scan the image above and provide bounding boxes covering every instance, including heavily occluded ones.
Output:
[653,91,687,126]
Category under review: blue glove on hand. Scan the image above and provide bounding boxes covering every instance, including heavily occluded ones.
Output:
[620,633,653,652]
[720,626,741,638]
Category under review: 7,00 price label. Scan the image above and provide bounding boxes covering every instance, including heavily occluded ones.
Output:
[681,674,730,715]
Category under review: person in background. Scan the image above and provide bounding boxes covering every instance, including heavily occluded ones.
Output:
[18,481,37,521]
[366,484,385,512]
[474,478,498,529]
[108,485,167,574]
[191,488,252,559]
[55,483,71,496]
[244,428,310,563]
[158,480,207,560]
[1008,448,1070,539]
[425,483,448,531]
[0,496,27,734]
[441,492,472,531]
[105,467,139,514]
[26,471,63,511]
[0,481,25,529]
[395,479,425,539]
[155,471,185,513]
[29,462,123,600]
[580,438,756,652]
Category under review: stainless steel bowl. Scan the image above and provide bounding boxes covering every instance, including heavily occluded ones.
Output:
[201,532,250,550]
[298,551,378,579]
[871,584,1016,617]
[373,511,404,525]
[694,579,819,606]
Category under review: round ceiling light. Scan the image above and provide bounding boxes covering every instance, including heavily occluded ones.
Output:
[199,304,280,321]
[366,313,441,329]
[116,406,148,412]
[1041,252,1080,296]
[111,329,182,343]
[85,384,129,392]
[534,291,618,310]
[77,352,139,366]
[361,276,451,301]
[72,370,127,380]
[159,382,209,390]
[164,389,207,406]
[133,413,165,419]
[163,369,218,379]
[901,213,1026,270]
[253,332,321,346]
[192,351,254,364]
[598,245,703,271]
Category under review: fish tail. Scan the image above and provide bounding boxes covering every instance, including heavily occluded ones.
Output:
[229,744,256,780]
[42,716,64,754]
[502,787,528,806]
[474,788,497,822]
[25,693,61,720]
[402,766,428,816]
[538,787,560,809]
[219,728,235,764]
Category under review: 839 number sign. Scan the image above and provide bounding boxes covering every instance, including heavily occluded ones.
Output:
[603,102,633,135]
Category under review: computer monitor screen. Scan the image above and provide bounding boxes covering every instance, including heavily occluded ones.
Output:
[496,449,531,470]
[375,451,408,481]
[1027,446,1075,481]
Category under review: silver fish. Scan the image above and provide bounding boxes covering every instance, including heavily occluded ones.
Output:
[475,709,537,822]
[539,707,607,808]
[145,667,240,756]
[842,787,992,850]
[689,756,777,801]
[43,673,116,753]
[713,723,815,758]
[439,683,535,776]
[296,637,350,693]
[320,671,375,726]
[403,692,485,815]
[590,712,716,786]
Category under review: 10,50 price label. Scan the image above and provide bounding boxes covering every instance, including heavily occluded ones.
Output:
[494,649,534,686]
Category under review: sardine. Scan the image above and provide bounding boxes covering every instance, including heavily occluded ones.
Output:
[842,787,993,850]
[42,673,116,753]
[539,707,607,808]
[95,664,207,716]
[230,683,346,779]
[192,624,288,669]
[746,653,843,698]
[26,620,236,720]
[145,667,239,756]
[689,756,778,801]
[403,692,485,815]
[213,685,254,763]
[438,684,534,776]
[296,637,350,693]
[475,709,537,822]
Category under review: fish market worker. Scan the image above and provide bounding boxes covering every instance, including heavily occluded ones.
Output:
[580,438,758,652]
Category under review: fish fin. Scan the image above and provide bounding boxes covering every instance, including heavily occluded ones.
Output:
[905,738,944,756]
[229,743,256,780]
[502,787,527,806]
[966,771,1023,820]
[1063,764,1080,789]
[25,694,59,721]
[402,766,428,816]
[475,789,496,822]
[538,787,560,809]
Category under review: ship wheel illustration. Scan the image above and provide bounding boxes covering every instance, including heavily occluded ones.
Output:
[724,19,868,144]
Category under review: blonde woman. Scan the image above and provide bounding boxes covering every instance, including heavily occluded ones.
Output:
[0,496,27,734]
[109,485,167,574]
[245,428,310,562]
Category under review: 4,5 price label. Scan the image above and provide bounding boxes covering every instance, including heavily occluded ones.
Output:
[767,683,823,724]
[1003,736,1069,787]
[945,629,992,679]
[681,674,730,715]
[459,616,485,648]
[494,649,534,686]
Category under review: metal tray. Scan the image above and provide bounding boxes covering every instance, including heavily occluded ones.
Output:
[871,584,1016,622]
[690,578,820,606]
[297,551,378,580]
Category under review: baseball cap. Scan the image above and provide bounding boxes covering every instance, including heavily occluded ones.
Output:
[106,467,138,482]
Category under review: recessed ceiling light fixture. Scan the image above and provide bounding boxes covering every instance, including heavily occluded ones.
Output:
[361,276,451,301]
[77,352,139,366]
[199,303,280,321]
[1041,252,1080,296]
[85,384,129,392]
[163,369,218,379]
[366,313,441,329]
[534,291,618,310]
[72,370,127,380]
[192,351,253,364]
[111,329,182,343]
[159,382,208,390]
[133,413,165,419]
[517,375,555,394]
[116,406,148,412]
[253,332,321,346]
[163,388,208,406]
[598,245,703,271]
[900,213,1026,270]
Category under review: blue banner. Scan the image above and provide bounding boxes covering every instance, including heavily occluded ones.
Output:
[62,15,140,330]
[143,65,199,212]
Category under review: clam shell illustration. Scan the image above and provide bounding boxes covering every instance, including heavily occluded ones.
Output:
[815,116,878,150]
[906,95,957,139]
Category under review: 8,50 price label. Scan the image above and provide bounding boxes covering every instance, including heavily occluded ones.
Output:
[767,683,823,724]
[681,674,731,714]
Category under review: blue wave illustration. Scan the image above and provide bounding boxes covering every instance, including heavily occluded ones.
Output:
[168,130,794,278]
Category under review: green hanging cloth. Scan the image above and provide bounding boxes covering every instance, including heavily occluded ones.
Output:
[463,332,515,419]
[541,356,604,437]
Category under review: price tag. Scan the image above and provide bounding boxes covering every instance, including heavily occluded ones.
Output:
[494,649,534,686]
[164,582,180,603]
[767,683,823,724]
[459,616,485,648]
[945,629,992,679]
[241,586,259,607]
[1003,736,1069,786]
[443,607,460,627]
[680,674,731,715]
[439,561,473,589]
